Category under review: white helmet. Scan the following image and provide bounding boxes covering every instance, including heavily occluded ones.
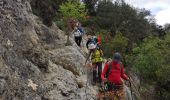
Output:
[88,43,97,50]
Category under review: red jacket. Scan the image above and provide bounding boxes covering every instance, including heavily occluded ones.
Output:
[101,61,129,85]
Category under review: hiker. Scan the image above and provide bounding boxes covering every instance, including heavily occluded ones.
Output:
[100,52,130,100]
[85,43,103,86]
[76,22,85,35]
[73,25,83,47]
[86,35,100,50]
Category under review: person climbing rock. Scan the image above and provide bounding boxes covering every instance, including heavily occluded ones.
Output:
[73,25,83,47]
[100,52,130,100]
[86,35,101,50]
[76,22,85,35]
[85,43,103,86]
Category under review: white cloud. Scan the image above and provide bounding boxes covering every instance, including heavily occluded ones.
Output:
[123,0,170,25]
[155,7,170,25]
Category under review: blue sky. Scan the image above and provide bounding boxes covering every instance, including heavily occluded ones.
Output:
[123,0,170,25]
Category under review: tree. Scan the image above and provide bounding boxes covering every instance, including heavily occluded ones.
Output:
[59,0,86,45]
[30,0,68,26]
[96,0,115,30]
[83,0,98,16]
[127,34,170,99]
[59,1,86,21]
[96,0,152,45]
[101,32,128,59]
[164,23,170,33]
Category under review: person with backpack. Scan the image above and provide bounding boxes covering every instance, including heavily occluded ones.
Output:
[73,26,83,47]
[86,35,100,50]
[100,52,130,100]
[85,43,103,86]
[76,22,85,35]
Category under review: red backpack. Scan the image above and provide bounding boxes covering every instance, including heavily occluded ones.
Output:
[105,61,123,78]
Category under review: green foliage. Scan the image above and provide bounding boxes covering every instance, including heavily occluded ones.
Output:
[59,0,86,21]
[56,19,65,30]
[110,32,129,54]
[81,17,97,27]
[127,34,170,99]
[48,0,68,10]
[101,32,128,58]
[31,0,64,26]
[130,37,164,81]
[96,0,152,45]
[156,34,170,100]
[83,0,98,16]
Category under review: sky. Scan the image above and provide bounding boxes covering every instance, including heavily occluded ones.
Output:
[123,0,170,26]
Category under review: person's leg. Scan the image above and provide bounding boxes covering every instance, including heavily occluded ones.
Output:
[92,63,97,85]
[97,62,103,84]
[95,62,99,84]
[78,36,82,47]
[107,85,125,100]
[117,86,125,100]
[75,37,79,46]
[77,36,81,46]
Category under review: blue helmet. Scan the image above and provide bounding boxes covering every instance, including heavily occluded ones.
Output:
[113,52,121,62]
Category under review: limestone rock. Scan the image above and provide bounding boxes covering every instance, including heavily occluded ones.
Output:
[0,0,95,99]
[49,46,86,76]
[28,79,38,91]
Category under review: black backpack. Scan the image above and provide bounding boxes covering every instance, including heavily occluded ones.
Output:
[105,61,123,78]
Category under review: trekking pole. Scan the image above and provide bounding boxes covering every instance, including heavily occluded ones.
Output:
[129,80,134,100]
[85,77,88,100]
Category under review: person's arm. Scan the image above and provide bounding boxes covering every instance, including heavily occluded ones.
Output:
[121,65,129,81]
[101,63,109,80]
[100,50,104,57]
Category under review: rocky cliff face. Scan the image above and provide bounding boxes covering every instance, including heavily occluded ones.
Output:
[0,0,95,100]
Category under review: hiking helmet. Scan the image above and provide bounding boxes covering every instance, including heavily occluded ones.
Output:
[113,52,121,62]
[88,43,97,50]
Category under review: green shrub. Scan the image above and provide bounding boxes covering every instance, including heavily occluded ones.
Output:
[101,32,128,58]
[126,34,170,99]
[59,0,86,21]
[56,19,65,30]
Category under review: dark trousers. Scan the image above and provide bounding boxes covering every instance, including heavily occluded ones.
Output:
[92,62,102,84]
[74,36,82,47]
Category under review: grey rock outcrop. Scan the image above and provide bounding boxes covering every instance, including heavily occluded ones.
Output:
[0,0,95,100]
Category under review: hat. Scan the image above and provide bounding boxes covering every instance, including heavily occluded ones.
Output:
[113,52,121,62]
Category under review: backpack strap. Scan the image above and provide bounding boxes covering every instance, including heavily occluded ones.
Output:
[105,61,123,78]
[105,61,112,78]
[119,61,123,72]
